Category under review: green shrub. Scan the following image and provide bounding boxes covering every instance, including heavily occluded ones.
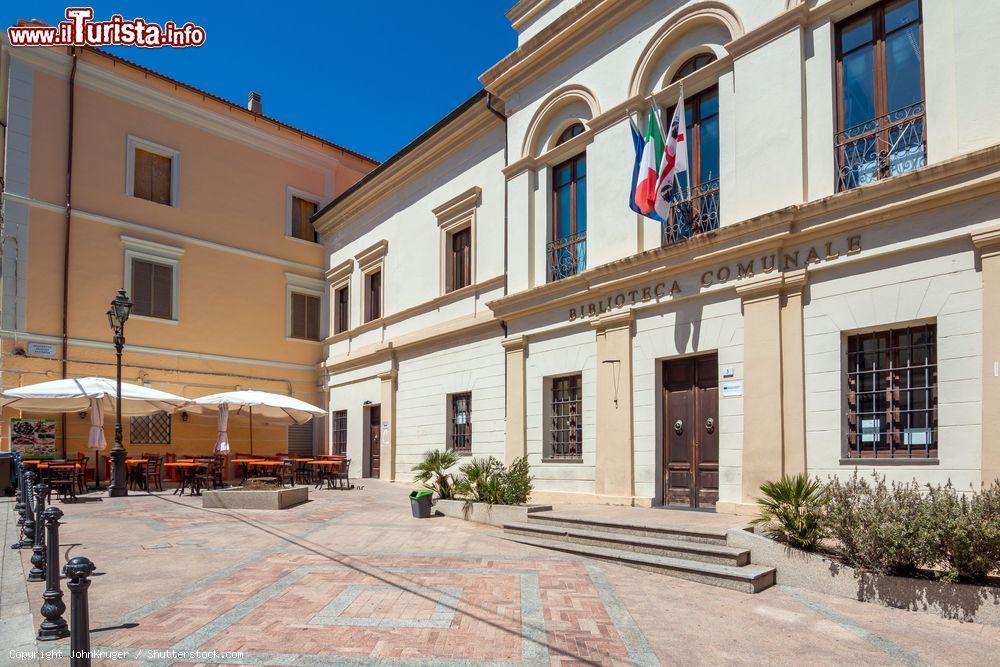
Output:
[751,474,827,550]
[926,481,1000,581]
[453,455,534,505]
[824,472,936,576]
[411,449,460,499]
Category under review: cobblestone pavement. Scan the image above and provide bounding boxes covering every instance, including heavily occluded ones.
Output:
[4,480,999,666]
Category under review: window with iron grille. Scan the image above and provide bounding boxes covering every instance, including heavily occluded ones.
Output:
[549,154,586,282]
[846,324,937,460]
[130,412,171,445]
[449,393,472,454]
[547,374,582,460]
[332,410,347,455]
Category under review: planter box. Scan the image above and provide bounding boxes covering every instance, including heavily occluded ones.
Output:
[433,498,552,527]
[202,485,308,510]
[728,528,1000,626]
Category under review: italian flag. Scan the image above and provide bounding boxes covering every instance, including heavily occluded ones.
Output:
[632,107,664,216]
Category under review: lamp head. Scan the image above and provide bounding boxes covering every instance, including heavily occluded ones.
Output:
[107,288,133,331]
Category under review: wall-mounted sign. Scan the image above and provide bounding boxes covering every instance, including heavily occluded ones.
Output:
[722,366,735,378]
[721,381,743,398]
[27,342,57,358]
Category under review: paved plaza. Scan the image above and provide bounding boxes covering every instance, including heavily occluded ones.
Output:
[2,481,999,666]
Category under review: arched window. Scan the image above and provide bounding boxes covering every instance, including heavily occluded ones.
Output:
[555,122,585,145]
[671,53,716,83]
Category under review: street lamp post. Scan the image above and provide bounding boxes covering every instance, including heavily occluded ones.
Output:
[106,289,132,498]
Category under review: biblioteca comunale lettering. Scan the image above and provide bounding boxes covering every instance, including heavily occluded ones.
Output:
[568,234,861,321]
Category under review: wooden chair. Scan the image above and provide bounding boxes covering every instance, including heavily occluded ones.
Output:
[333,458,351,489]
[47,467,78,502]
[142,457,164,492]
[75,455,90,494]
[277,458,296,487]
[191,459,217,495]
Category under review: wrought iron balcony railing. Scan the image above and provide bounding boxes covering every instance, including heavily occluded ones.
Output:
[661,178,720,247]
[836,101,926,192]
[548,232,586,282]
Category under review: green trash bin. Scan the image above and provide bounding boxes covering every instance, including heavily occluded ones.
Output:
[409,490,434,518]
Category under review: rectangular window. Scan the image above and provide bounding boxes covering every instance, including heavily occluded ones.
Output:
[290,196,319,242]
[835,0,925,191]
[449,393,472,454]
[334,285,350,334]
[129,412,171,445]
[133,147,173,206]
[846,324,937,459]
[549,154,586,281]
[290,291,321,340]
[332,410,347,455]
[548,374,583,460]
[450,227,472,292]
[131,258,174,319]
[365,270,382,322]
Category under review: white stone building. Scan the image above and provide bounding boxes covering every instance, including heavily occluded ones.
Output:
[315,0,1000,513]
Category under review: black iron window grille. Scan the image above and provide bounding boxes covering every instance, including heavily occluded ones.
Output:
[449,393,472,454]
[548,375,583,460]
[129,412,171,445]
[662,178,720,246]
[836,102,925,191]
[547,231,587,282]
[846,324,937,459]
[332,410,347,455]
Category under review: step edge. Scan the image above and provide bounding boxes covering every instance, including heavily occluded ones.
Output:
[503,523,749,557]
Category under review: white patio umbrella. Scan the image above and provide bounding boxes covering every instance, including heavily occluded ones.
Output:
[190,390,325,456]
[0,376,190,487]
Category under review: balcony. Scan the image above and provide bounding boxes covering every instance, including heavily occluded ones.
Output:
[548,231,586,282]
[836,101,926,192]
[661,178,720,247]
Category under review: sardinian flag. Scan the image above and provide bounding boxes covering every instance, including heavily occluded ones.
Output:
[653,95,688,220]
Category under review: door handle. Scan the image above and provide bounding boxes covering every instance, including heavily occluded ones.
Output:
[673,419,683,435]
[705,417,715,434]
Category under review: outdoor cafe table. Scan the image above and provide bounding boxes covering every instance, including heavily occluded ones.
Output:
[307,459,341,489]
[163,461,206,496]
[230,458,287,483]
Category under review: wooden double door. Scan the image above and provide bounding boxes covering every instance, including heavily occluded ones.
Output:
[663,354,719,509]
[367,405,381,478]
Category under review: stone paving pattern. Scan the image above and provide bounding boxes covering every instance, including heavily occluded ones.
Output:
[4,480,1000,666]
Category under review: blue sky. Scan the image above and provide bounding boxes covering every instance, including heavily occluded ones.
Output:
[2,1,516,161]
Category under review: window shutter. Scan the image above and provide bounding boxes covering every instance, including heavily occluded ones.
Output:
[152,263,173,319]
[301,199,317,242]
[133,149,153,201]
[151,153,172,205]
[306,294,320,340]
[132,259,153,316]
[290,293,305,339]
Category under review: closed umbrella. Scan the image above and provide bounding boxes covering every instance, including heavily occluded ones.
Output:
[0,376,190,489]
[191,390,324,456]
[215,404,230,453]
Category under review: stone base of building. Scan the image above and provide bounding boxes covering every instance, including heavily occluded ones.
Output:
[714,501,760,516]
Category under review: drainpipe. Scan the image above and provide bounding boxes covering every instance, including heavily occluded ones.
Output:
[60,47,78,457]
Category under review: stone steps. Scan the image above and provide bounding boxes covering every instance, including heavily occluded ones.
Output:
[503,521,750,566]
[496,512,775,593]
[525,511,731,545]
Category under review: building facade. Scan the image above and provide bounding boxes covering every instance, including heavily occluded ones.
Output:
[317,0,1000,512]
[0,40,375,460]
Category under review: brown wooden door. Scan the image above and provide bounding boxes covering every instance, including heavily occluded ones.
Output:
[663,354,719,508]
[368,405,381,478]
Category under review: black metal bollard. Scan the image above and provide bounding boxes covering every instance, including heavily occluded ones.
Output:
[64,557,95,667]
[38,507,69,641]
[10,461,26,550]
[28,483,47,582]
[20,469,36,549]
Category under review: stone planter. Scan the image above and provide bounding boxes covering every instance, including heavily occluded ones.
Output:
[433,498,552,527]
[728,528,1000,626]
[202,485,308,510]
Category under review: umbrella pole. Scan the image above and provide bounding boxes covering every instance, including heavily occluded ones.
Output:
[92,451,101,491]
[249,406,253,457]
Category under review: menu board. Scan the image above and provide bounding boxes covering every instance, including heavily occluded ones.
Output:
[10,419,57,459]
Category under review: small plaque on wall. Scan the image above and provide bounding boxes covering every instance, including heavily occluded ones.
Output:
[27,342,57,358]
[721,381,743,397]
